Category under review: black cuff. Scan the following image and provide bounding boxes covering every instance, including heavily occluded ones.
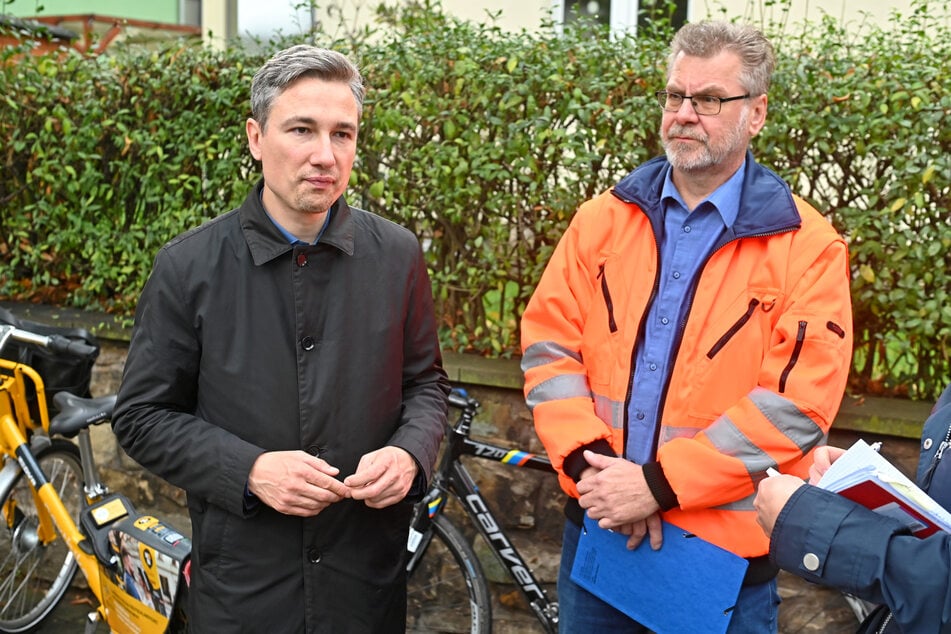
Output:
[642,461,678,511]
[563,439,616,482]
[243,482,261,515]
[404,464,428,503]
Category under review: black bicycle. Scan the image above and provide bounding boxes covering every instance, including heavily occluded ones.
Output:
[406,388,558,634]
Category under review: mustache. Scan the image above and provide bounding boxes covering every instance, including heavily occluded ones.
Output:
[666,125,707,143]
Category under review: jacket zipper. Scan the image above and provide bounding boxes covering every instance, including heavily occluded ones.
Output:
[706,299,761,359]
[779,321,808,393]
[922,423,951,490]
[876,610,893,634]
[597,264,618,333]
[936,425,951,462]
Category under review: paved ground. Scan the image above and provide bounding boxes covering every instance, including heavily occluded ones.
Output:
[36,573,864,633]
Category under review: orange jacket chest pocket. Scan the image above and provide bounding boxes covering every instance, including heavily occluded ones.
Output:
[581,255,651,395]
[680,289,781,417]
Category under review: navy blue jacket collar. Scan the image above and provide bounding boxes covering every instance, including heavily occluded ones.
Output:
[611,150,802,240]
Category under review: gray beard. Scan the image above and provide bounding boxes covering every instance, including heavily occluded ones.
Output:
[662,110,750,172]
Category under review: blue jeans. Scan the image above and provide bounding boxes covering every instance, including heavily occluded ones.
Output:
[557,520,780,633]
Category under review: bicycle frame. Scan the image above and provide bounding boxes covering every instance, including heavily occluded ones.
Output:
[413,390,558,630]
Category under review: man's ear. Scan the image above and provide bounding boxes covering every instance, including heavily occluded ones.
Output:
[748,94,768,137]
[246,118,263,160]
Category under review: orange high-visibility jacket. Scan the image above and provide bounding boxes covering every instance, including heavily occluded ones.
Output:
[521,154,853,558]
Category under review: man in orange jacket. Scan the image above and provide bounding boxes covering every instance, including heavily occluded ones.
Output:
[520,21,853,633]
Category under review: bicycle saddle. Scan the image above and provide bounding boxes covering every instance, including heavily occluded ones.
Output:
[49,392,118,437]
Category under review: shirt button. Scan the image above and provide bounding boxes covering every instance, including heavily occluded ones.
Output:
[923,438,933,450]
[636,411,646,420]
[661,317,669,325]
[649,363,657,371]
[802,553,820,571]
[683,225,691,233]
[308,548,322,564]
[672,271,681,279]
[301,336,315,351]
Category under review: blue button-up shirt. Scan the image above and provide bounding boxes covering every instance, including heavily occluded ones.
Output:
[625,162,746,463]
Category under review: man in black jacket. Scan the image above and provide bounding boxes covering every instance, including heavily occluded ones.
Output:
[113,45,450,633]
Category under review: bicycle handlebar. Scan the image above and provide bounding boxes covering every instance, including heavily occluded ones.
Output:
[0,324,99,360]
[448,388,472,410]
[45,333,99,359]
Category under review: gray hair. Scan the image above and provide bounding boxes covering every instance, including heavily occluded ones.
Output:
[667,22,775,97]
[250,45,365,130]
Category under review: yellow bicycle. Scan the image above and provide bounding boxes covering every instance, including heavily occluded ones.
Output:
[0,317,190,634]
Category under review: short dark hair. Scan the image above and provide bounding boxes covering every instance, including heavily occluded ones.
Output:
[250,45,365,130]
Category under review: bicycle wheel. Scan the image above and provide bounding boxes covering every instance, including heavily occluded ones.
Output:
[0,440,83,633]
[407,514,491,634]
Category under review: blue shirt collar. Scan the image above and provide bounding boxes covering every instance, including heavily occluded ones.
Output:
[660,159,747,228]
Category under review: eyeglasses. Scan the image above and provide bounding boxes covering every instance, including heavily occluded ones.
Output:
[655,90,751,116]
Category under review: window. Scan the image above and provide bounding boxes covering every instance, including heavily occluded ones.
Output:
[563,0,611,27]
[636,0,687,32]
[553,0,687,34]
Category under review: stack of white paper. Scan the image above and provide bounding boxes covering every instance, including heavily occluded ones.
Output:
[816,439,951,537]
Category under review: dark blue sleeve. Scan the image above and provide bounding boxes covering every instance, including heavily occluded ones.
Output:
[770,484,951,632]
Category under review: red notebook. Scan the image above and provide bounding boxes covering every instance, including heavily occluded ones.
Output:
[816,439,951,537]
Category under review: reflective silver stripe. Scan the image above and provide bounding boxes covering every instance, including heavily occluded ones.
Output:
[593,393,625,430]
[713,491,756,512]
[704,417,774,476]
[525,373,591,411]
[659,426,704,444]
[750,387,825,452]
[703,387,824,477]
[521,341,582,372]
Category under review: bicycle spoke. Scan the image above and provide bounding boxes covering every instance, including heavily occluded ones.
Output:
[0,443,82,631]
[1,534,43,616]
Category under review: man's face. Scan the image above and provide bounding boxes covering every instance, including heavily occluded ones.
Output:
[661,50,767,175]
[246,77,358,221]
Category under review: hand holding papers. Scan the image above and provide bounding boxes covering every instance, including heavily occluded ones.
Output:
[816,439,951,537]
[570,515,748,634]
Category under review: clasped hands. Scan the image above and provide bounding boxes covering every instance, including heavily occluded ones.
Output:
[577,450,664,551]
[248,446,417,516]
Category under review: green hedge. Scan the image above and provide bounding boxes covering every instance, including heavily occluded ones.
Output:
[1,1,948,399]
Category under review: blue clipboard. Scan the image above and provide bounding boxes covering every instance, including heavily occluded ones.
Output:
[570,515,748,634]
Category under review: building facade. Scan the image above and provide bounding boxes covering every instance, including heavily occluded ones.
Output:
[1,0,923,50]
[316,0,917,35]
[1,0,235,49]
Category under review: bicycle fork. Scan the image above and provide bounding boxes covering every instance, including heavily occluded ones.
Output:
[406,484,446,572]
